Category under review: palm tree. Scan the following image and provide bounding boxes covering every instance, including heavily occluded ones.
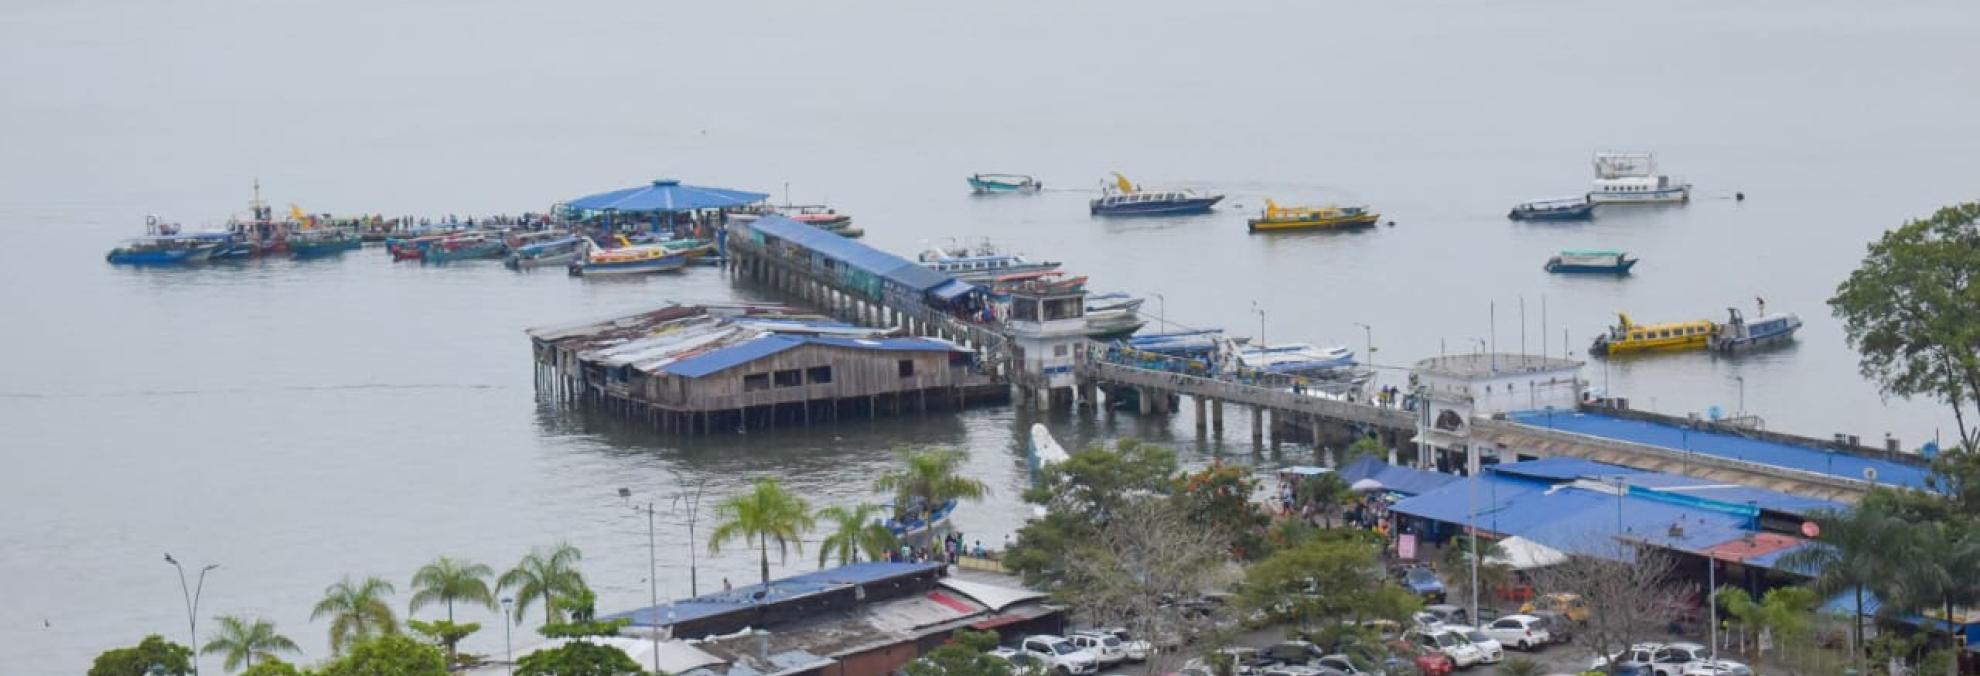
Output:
[409,556,497,623]
[710,478,817,586]
[497,543,586,626]
[1779,505,1901,672]
[871,448,990,519]
[816,503,899,568]
[309,575,398,654]
[201,615,299,672]
[1877,520,1980,661]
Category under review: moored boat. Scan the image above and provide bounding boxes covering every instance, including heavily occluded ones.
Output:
[568,242,687,277]
[289,229,362,258]
[1588,152,1690,205]
[1246,199,1380,232]
[917,240,1061,283]
[1509,195,1596,221]
[1237,343,1355,375]
[967,173,1043,194]
[422,235,506,263]
[1591,312,1716,356]
[881,498,956,539]
[1089,173,1222,216]
[105,234,227,265]
[1545,249,1637,274]
[1709,302,1802,353]
[505,236,583,270]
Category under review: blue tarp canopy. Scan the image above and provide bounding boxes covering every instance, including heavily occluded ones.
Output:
[1337,457,1462,496]
[931,279,979,302]
[1508,410,1933,490]
[568,178,769,213]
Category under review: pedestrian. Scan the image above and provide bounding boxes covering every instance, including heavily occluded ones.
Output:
[723,577,732,591]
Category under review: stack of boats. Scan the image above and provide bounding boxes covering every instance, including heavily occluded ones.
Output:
[1590,301,1803,356]
[1083,291,1146,340]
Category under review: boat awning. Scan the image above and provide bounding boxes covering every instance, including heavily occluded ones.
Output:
[568,179,769,213]
[931,279,978,301]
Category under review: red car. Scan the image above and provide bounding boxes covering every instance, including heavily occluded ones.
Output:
[1384,639,1455,676]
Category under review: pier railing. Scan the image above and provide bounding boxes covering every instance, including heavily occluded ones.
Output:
[1076,358,1414,429]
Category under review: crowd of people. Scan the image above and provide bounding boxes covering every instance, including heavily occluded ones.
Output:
[881,531,991,565]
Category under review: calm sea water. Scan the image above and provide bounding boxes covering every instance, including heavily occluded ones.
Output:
[3,0,1978,671]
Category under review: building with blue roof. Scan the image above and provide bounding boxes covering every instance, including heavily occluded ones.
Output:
[1507,409,1933,490]
[736,215,983,313]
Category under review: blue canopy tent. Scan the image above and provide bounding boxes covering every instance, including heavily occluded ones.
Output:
[565,178,770,234]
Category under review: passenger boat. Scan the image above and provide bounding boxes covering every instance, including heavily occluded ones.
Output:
[568,243,687,277]
[656,237,718,261]
[105,233,228,265]
[1590,313,1716,356]
[1089,173,1223,216]
[1709,303,1802,353]
[780,205,862,237]
[967,173,1043,194]
[505,236,583,270]
[918,240,1061,283]
[289,229,362,258]
[1588,152,1690,205]
[881,499,956,539]
[422,235,506,263]
[1545,249,1637,274]
[1508,195,1596,221]
[1237,343,1355,375]
[1246,200,1380,232]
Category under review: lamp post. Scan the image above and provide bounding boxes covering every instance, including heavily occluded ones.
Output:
[501,597,514,675]
[1152,293,1166,332]
[621,488,662,676]
[672,475,708,596]
[1252,302,1266,346]
[1354,322,1375,367]
[163,554,217,676]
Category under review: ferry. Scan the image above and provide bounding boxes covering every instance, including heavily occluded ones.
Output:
[1089,173,1223,216]
[1590,312,1716,356]
[1544,249,1637,274]
[967,173,1042,194]
[918,240,1061,283]
[1588,152,1690,205]
[1709,302,1802,353]
[1247,199,1380,233]
[1508,196,1596,221]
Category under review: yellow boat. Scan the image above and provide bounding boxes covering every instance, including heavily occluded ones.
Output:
[1246,199,1381,232]
[1590,312,1717,355]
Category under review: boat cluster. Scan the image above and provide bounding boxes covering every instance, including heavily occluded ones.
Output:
[1590,301,1803,357]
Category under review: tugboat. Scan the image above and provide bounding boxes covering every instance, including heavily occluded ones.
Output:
[1590,312,1716,356]
[1089,173,1222,216]
[1587,152,1690,205]
[1709,300,1802,353]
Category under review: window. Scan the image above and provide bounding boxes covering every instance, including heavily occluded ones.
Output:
[806,366,833,384]
[773,369,802,387]
[898,359,915,378]
[742,373,770,392]
[1053,344,1069,357]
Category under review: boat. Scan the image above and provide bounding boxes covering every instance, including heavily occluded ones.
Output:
[1237,343,1356,375]
[505,236,584,270]
[289,229,361,258]
[1089,173,1223,216]
[1509,195,1596,221]
[968,173,1043,194]
[1709,302,1802,353]
[105,233,228,265]
[1545,249,1637,274]
[1588,152,1690,205]
[1123,330,1231,361]
[568,242,687,276]
[1085,309,1146,340]
[918,240,1061,283]
[387,234,449,261]
[1590,312,1716,356]
[1085,292,1145,314]
[880,498,956,539]
[656,237,718,261]
[1246,199,1380,232]
[422,235,507,263]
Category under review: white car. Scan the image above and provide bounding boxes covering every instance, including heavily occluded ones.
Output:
[1404,628,1484,668]
[1019,635,1100,675]
[1087,627,1152,662]
[988,647,1053,673]
[1649,642,1752,676]
[1590,642,1664,672]
[1445,625,1504,664]
[1068,631,1128,666]
[1481,614,1552,651]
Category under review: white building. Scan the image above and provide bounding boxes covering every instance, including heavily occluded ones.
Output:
[1003,280,1089,407]
[1411,353,1584,473]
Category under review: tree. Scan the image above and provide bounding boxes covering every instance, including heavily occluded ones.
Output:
[1527,542,1694,674]
[409,555,497,623]
[406,619,480,669]
[1437,537,1512,615]
[89,635,193,676]
[536,587,629,639]
[1176,462,1269,559]
[1339,436,1387,466]
[902,630,1014,676]
[499,543,587,626]
[201,615,300,673]
[1779,505,1903,672]
[316,633,448,676]
[311,575,399,654]
[1292,472,1356,529]
[1829,201,1980,448]
[1053,495,1233,673]
[1007,439,1180,586]
[1876,519,1980,668]
[709,478,815,587]
[873,448,991,518]
[1239,529,1420,634]
[515,640,647,676]
[815,503,899,568]
[238,659,302,676]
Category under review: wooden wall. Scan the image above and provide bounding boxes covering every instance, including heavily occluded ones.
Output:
[642,343,970,410]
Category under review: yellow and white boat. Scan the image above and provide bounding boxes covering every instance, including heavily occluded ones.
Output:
[1246,199,1381,233]
[1590,312,1717,356]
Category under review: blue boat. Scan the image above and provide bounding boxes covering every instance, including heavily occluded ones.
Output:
[1508,196,1596,221]
[881,498,957,539]
[105,234,227,265]
[1544,249,1637,274]
[1088,172,1223,216]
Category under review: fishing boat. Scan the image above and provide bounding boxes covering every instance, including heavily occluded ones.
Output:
[779,204,863,237]
[105,233,228,265]
[1237,343,1356,376]
[422,234,507,263]
[1508,195,1596,221]
[289,229,362,258]
[1089,173,1223,216]
[967,173,1043,194]
[1588,152,1690,205]
[1590,312,1716,356]
[568,243,687,277]
[1545,249,1637,274]
[1709,302,1802,353]
[917,240,1061,283]
[656,237,718,261]
[881,498,956,539]
[505,236,583,270]
[387,234,449,261]
[1246,199,1380,232]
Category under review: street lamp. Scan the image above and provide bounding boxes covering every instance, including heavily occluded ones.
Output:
[1252,302,1266,346]
[1353,322,1375,367]
[1152,293,1166,332]
[163,553,218,676]
[501,597,515,675]
[671,474,708,596]
[622,488,664,676]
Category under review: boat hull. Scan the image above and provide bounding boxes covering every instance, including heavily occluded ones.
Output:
[1711,330,1799,353]
[291,241,361,258]
[106,247,217,265]
[1587,186,1690,204]
[1509,203,1596,221]
[569,255,687,276]
[968,177,1040,194]
[1247,213,1380,232]
[1090,196,1223,216]
[505,251,578,270]
[423,242,506,263]
[1593,334,1709,356]
[1545,258,1637,274]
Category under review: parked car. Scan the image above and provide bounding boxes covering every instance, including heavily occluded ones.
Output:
[1681,664,1754,676]
[1398,567,1447,601]
[1526,609,1575,644]
[1647,642,1752,676]
[1067,632,1127,666]
[1403,628,1484,669]
[1260,665,1344,676]
[1379,639,1454,676]
[1421,604,1469,626]
[1017,635,1100,675]
[988,647,1053,673]
[1264,640,1328,666]
[1084,627,1152,662]
[1442,625,1504,664]
[1521,592,1591,623]
[1315,653,1386,675]
[1481,614,1551,651]
[1589,643,1664,673]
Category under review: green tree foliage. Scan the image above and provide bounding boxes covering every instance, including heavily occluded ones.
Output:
[237,658,302,676]
[311,575,399,654]
[409,555,497,623]
[536,587,630,639]
[1292,472,1357,530]
[406,619,480,668]
[901,643,1013,676]
[201,615,300,673]
[515,640,648,676]
[1176,462,1269,559]
[1500,657,1543,676]
[1779,505,1904,672]
[1239,530,1420,632]
[1829,201,1980,448]
[315,633,448,676]
[1340,436,1387,466]
[815,503,899,568]
[709,478,815,587]
[1008,439,1179,585]
[1438,537,1513,610]
[872,448,991,516]
[88,635,193,676]
[498,543,587,626]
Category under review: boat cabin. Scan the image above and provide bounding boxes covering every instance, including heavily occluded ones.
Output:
[1094,191,1195,208]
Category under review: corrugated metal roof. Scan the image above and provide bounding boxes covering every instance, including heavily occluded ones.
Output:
[1508,410,1932,489]
[1488,457,1650,482]
[606,562,945,629]
[1336,457,1463,496]
[1486,458,1844,516]
[748,215,954,292]
[659,336,965,379]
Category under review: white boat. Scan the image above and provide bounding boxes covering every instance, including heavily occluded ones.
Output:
[918,239,1061,283]
[1587,152,1690,205]
[1709,302,1803,353]
[1237,343,1355,375]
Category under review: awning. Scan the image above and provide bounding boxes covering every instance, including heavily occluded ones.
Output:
[931,279,978,301]
[1487,535,1568,570]
[568,179,769,213]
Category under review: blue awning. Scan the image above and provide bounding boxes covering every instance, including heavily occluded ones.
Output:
[568,179,769,213]
[931,280,979,301]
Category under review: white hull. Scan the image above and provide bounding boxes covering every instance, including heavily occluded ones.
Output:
[1588,186,1690,204]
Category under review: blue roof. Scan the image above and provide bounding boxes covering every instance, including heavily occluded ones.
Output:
[1337,457,1463,496]
[604,561,942,629]
[1508,410,1933,490]
[931,279,979,301]
[1488,458,1843,516]
[1489,457,1648,482]
[660,335,965,378]
[748,215,955,292]
[568,179,769,212]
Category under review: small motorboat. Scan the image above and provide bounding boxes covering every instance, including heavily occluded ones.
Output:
[505,236,583,270]
[967,173,1043,194]
[1247,199,1380,232]
[105,234,227,265]
[422,234,506,263]
[289,229,362,258]
[880,499,957,539]
[1709,301,1802,353]
[1237,343,1355,376]
[1089,173,1223,216]
[1509,195,1596,221]
[1545,249,1637,274]
[568,241,687,277]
